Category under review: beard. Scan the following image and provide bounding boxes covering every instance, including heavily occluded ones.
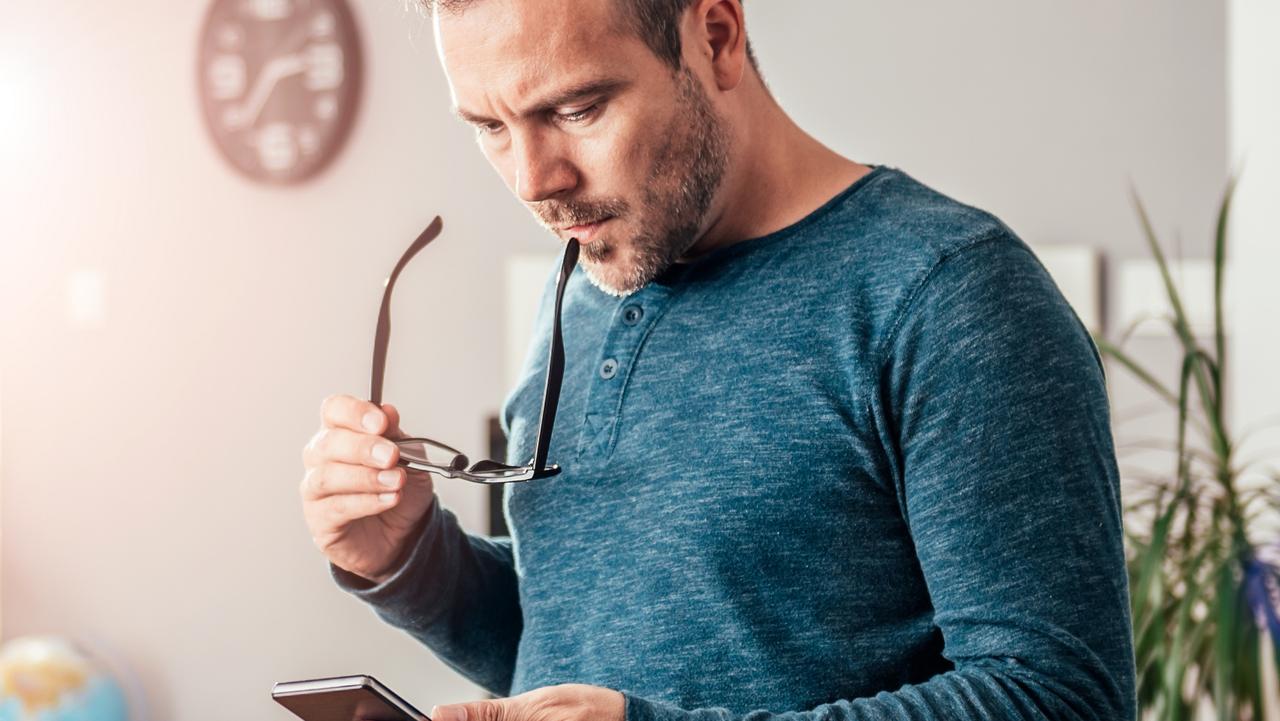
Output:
[530,67,730,297]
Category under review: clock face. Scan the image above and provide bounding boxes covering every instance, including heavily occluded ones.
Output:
[198,0,362,184]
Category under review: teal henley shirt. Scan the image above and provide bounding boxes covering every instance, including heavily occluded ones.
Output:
[331,165,1137,721]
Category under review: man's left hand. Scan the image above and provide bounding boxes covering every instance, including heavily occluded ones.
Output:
[429,683,626,721]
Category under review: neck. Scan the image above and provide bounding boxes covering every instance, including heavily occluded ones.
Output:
[681,74,870,261]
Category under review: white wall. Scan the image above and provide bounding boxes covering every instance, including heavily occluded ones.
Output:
[1230,2,1280,545]
[0,2,1228,719]
[0,2,518,717]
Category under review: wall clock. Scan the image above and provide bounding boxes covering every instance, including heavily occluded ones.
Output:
[198,0,362,184]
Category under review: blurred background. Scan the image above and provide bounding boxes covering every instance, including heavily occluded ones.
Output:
[0,1,1277,719]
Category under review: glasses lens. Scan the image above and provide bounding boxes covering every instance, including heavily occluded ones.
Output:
[397,438,467,470]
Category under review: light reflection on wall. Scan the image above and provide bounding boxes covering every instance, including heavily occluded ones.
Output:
[0,35,48,197]
[67,270,107,329]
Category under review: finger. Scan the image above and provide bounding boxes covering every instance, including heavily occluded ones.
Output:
[431,701,507,721]
[300,462,403,500]
[318,490,400,526]
[304,427,400,469]
[320,393,387,434]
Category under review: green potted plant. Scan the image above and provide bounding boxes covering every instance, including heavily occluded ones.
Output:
[1094,177,1280,720]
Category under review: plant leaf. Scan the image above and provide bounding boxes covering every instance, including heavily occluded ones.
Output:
[1212,173,1238,401]
[1094,336,1179,405]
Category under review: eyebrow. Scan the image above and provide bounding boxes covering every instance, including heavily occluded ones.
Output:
[453,77,631,125]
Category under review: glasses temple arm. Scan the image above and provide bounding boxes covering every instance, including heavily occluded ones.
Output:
[370,216,444,405]
[531,239,580,472]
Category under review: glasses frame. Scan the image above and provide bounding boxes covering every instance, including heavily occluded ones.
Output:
[370,216,579,484]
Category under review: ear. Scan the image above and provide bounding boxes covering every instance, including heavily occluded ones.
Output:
[687,0,748,91]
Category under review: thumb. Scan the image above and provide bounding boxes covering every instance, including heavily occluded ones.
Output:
[380,403,403,436]
[430,699,507,721]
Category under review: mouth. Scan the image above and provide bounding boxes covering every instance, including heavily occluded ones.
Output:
[560,217,614,245]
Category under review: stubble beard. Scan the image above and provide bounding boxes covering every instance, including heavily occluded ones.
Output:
[532,68,730,297]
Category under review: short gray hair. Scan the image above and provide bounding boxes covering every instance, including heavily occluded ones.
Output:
[422,0,759,72]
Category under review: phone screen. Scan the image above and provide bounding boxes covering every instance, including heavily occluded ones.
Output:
[272,675,430,721]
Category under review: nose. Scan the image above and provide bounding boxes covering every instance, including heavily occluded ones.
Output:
[511,133,577,203]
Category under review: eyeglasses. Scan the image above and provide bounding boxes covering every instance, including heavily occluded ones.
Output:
[370,216,579,484]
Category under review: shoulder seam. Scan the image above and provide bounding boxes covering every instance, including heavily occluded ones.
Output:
[856,227,1025,514]
[867,228,1032,385]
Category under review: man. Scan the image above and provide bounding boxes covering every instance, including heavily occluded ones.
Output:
[299,1,1136,719]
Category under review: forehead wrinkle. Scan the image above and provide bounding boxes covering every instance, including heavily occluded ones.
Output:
[449,58,550,124]
[451,57,635,127]
[439,0,634,121]
[455,74,631,126]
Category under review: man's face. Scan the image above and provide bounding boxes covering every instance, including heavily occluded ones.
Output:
[435,0,730,297]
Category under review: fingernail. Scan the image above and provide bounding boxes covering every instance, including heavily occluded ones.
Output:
[378,470,399,488]
[362,411,382,433]
[378,492,396,504]
[372,443,394,465]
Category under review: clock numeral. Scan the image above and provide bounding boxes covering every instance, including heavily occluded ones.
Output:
[256,122,299,172]
[306,43,344,90]
[208,54,247,99]
[298,126,320,155]
[221,106,244,130]
[216,22,245,50]
[311,10,335,37]
[246,0,292,21]
[314,94,338,120]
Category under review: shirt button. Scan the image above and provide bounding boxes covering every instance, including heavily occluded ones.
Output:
[600,358,619,379]
[622,305,644,326]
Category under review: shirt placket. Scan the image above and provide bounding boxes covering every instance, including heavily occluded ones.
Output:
[575,284,676,463]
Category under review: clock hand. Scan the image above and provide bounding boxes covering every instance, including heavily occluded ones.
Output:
[223,11,326,129]
[226,52,309,130]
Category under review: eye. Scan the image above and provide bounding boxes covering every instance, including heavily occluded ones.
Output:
[475,121,506,137]
[555,104,600,124]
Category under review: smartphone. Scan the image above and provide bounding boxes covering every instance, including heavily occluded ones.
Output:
[272,674,431,721]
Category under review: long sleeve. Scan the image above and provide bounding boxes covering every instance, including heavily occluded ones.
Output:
[330,495,523,695]
[326,263,567,695]
[619,235,1136,721]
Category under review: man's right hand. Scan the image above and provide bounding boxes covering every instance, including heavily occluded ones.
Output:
[301,394,436,585]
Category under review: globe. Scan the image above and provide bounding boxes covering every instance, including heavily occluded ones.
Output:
[0,636,129,721]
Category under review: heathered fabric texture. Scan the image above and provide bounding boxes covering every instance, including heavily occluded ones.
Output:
[331,165,1137,721]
